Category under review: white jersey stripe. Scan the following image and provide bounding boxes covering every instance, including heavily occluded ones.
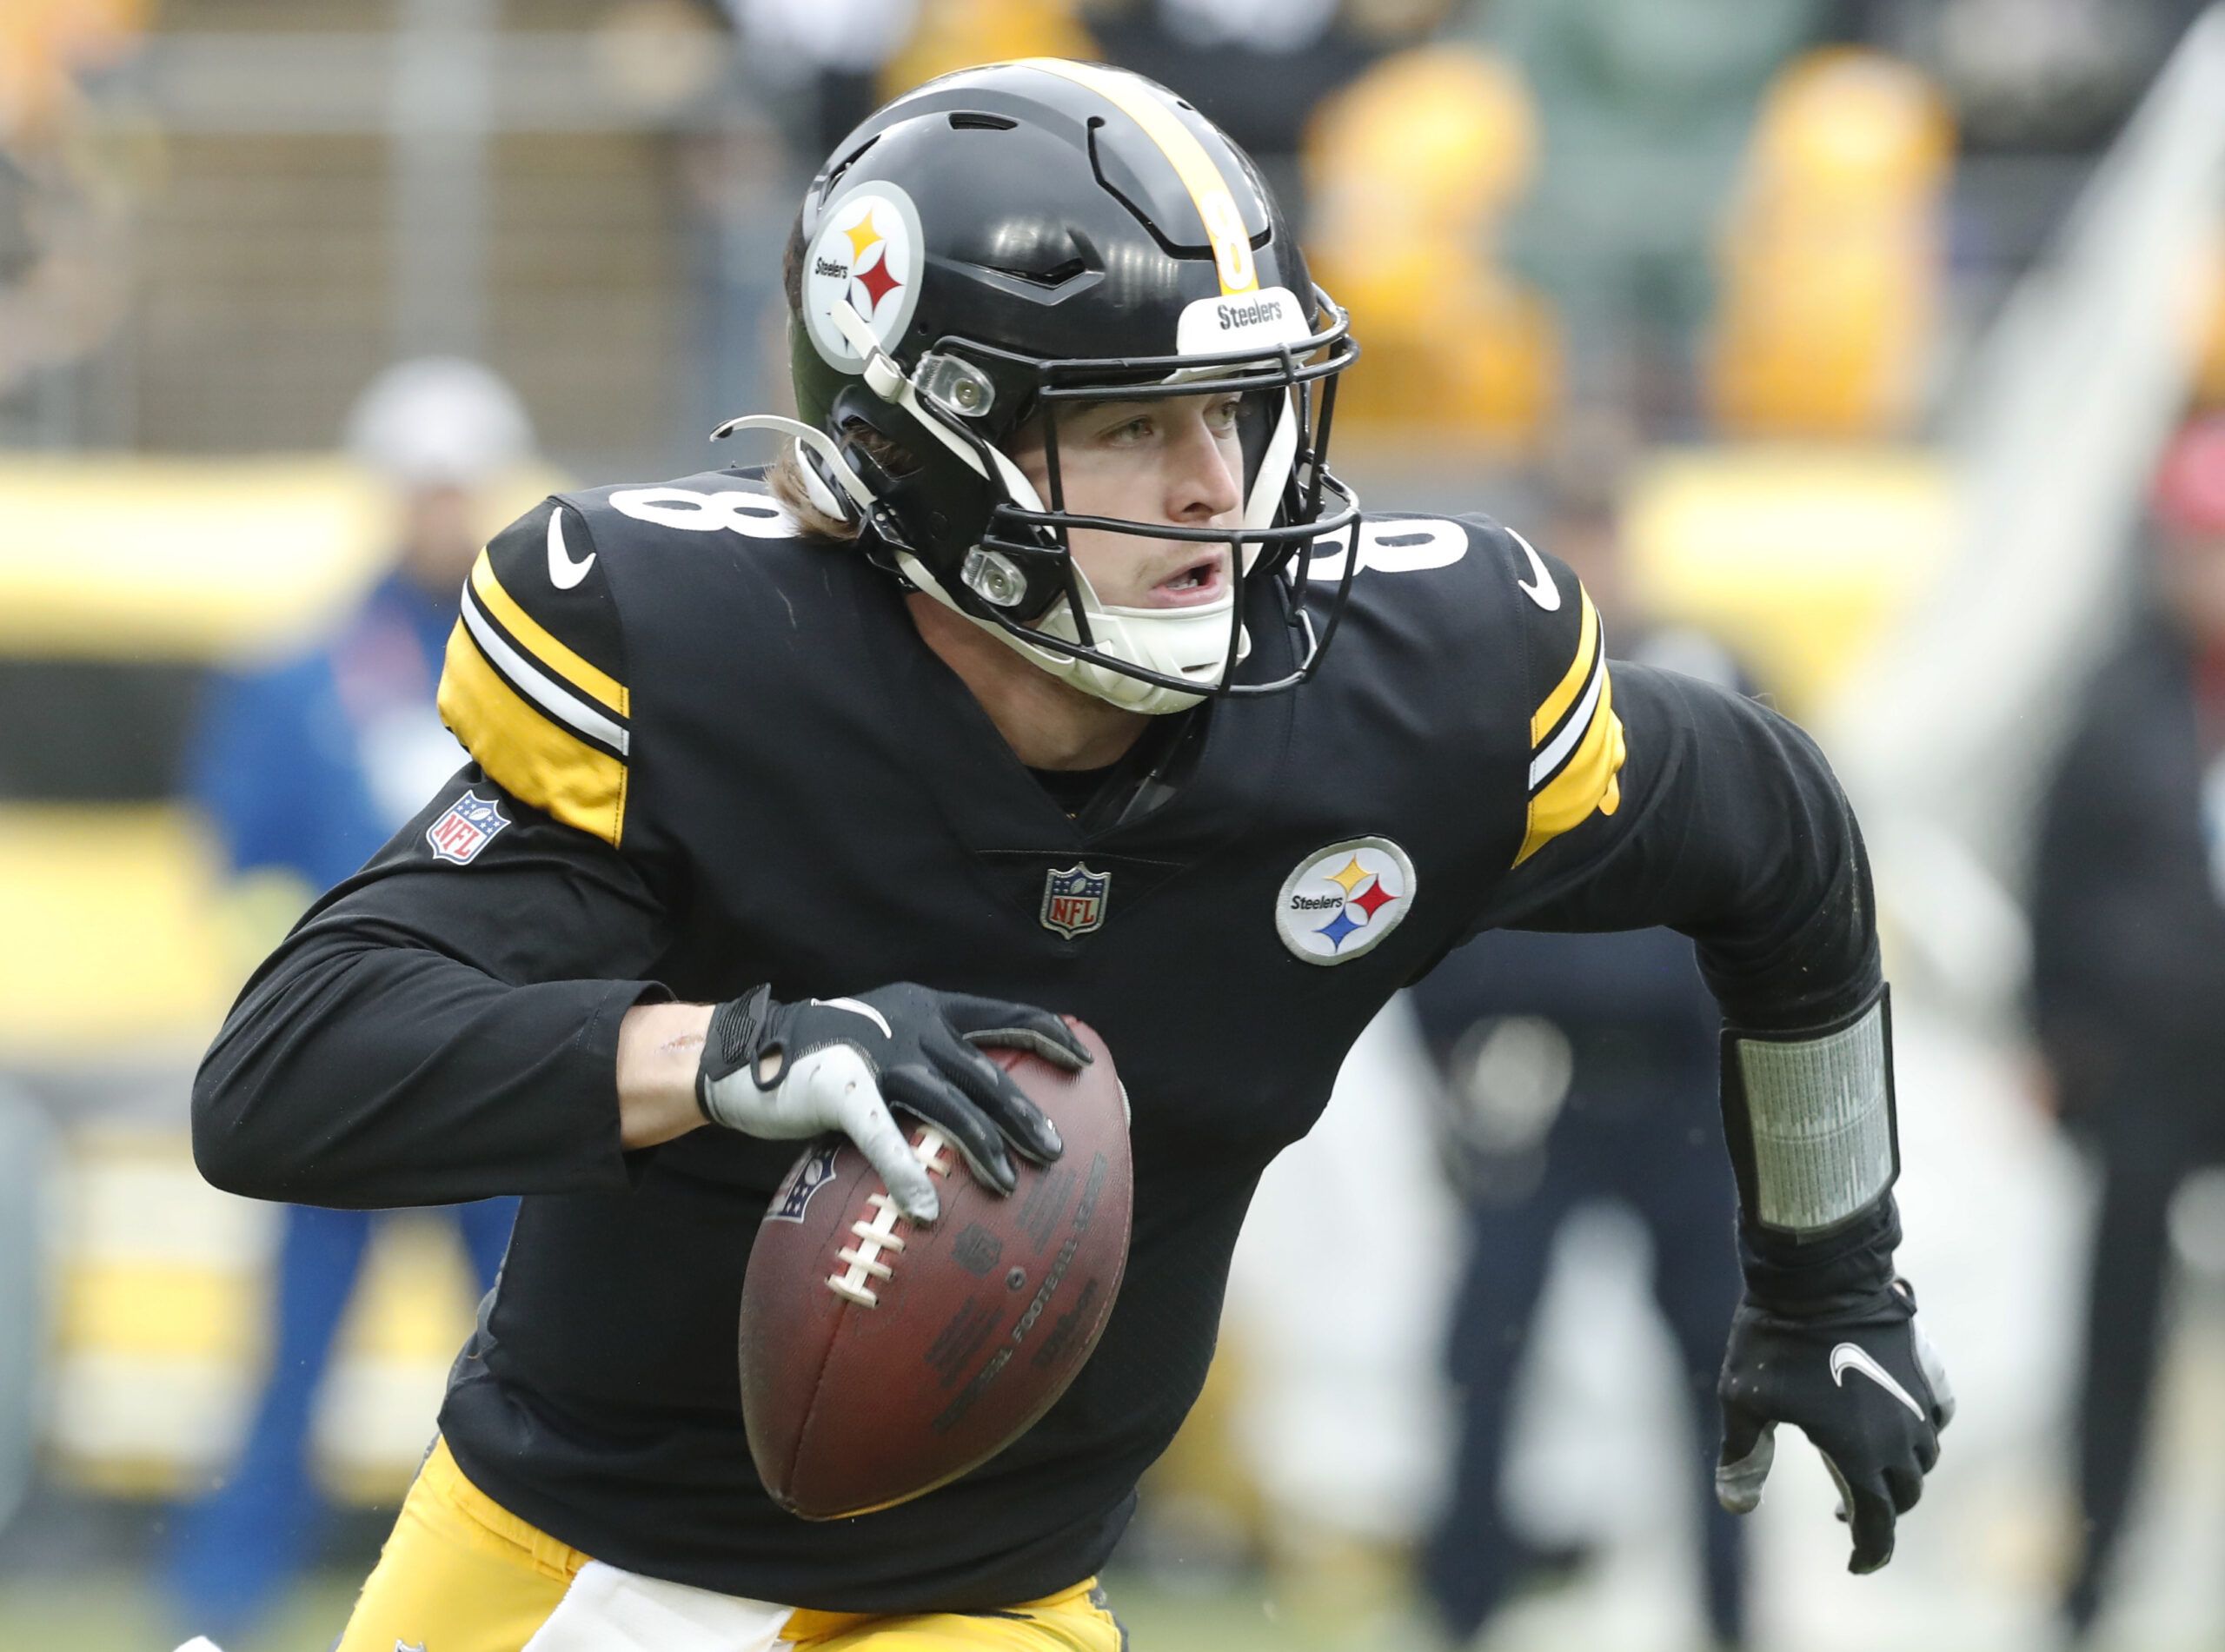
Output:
[1529,645,1604,790]
[462,583,632,758]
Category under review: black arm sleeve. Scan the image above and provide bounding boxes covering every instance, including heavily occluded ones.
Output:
[1476,662,1881,1035]
[1475,661,1896,1301]
[192,768,675,1209]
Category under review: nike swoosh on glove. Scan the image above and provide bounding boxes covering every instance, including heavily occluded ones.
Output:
[1716,1277,1954,1574]
[697,983,1085,1222]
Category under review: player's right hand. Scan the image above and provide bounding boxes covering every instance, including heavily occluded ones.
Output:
[696,983,1082,1222]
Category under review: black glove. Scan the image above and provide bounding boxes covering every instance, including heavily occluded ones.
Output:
[697,983,1084,1221]
[1717,1271,1954,1574]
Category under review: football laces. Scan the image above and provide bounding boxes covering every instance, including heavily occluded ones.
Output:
[827,1128,951,1307]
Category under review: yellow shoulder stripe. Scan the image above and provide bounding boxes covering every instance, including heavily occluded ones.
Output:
[1531,590,1598,747]
[438,625,628,847]
[1515,667,1625,867]
[1020,59,1259,296]
[468,552,628,720]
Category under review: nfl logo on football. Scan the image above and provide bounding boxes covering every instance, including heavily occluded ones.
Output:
[768,1142,842,1223]
[1040,863,1110,939]
[425,791,511,866]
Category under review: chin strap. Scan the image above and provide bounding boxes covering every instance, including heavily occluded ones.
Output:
[893,545,1247,716]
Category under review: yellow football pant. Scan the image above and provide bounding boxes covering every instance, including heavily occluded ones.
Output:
[334,1438,1126,1651]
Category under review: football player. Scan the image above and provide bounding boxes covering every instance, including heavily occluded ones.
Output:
[192,60,1950,1652]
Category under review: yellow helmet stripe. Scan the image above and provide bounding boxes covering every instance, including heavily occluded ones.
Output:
[1020,59,1259,296]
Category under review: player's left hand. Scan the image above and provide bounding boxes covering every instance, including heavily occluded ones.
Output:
[1714,1277,1953,1574]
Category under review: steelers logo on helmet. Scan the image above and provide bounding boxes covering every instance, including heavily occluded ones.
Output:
[802,183,926,371]
[1275,837,1418,965]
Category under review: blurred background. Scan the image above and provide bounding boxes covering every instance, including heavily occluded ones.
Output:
[3,1,2225,1648]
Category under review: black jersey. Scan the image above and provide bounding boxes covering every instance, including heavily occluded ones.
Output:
[194,467,1880,1612]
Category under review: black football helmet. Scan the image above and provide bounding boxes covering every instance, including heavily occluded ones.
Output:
[718,57,1361,714]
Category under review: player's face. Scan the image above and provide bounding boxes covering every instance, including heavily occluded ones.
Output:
[1006,390,1245,611]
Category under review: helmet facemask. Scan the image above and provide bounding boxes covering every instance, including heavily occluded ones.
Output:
[793,290,1362,716]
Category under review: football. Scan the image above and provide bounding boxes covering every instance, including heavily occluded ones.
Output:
[738,1018,1132,1520]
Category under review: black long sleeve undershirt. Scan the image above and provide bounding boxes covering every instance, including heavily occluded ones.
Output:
[1478,663,1882,1036]
[192,771,673,1208]
[1471,664,1893,1303]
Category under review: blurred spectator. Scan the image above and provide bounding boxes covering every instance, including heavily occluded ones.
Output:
[1704,47,1953,439]
[1841,0,2212,155]
[2029,413,2225,1645]
[1076,0,1449,195]
[721,0,922,155]
[1455,0,1825,421]
[164,359,534,1642]
[1405,419,1752,1651]
[883,0,1099,103]
[895,0,1452,246]
[2196,227,2225,412]
[0,1078,54,1544]
[726,0,1101,160]
[1303,43,1559,448]
[0,0,145,143]
[0,0,143,429]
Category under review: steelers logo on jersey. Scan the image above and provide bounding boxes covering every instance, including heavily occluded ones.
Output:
[802,183,926,371]
[1275,836,1417,965]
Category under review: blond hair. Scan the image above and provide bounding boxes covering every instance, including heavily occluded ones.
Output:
[766,419,930,546]
[766,441,860,543]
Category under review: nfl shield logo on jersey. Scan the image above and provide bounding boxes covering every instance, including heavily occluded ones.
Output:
[425,791,511,866]
[1040,863,1111,939]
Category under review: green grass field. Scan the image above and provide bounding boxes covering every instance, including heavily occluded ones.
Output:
[16,1565,2225,1652]
[0,1568,1404,1652]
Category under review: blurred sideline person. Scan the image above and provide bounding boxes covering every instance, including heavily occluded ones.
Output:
[0,1078,53,1543]
[1406,428,1753,1651]
[165,360,534,1641]
[2031,412,2225,1644]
